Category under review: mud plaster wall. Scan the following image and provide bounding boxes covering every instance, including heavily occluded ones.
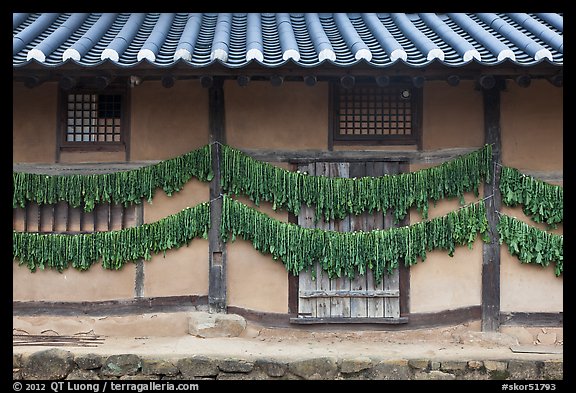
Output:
[422,81,484,150]
[225,81,327,149]
[226,164,290,314]
[13,82,57,163]
[13,263,136,301]
[130,80,209,160]
[499,80,563,313]
[408,162,484,313]
[143,179,210,298]
[501,80,562,170]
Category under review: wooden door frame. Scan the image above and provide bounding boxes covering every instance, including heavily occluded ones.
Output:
[287,161,410,323]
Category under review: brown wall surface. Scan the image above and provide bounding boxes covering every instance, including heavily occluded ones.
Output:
[13,263,136,302]
[499,80,563,312]
[501,80,563,170]
[225,81,328,149]
[142,177,210,297]
[130,80,209,160]
[408,184,484,313]
[422,81,484,150]
[143,179,209,224]
[13,82,57,163]
[225,164,290,313]
[499,204,563,313]
[143,241,209,298]
[227,240,289,314]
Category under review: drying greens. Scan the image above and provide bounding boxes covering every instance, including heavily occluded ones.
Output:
[220,196,489,284]
[497,213,563,276]
[13,202,210,272]
[13,144,213,212]
[220,144,492,223]
[499,166,563,228]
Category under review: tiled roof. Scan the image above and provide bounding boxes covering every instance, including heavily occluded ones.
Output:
[13,13,563,69]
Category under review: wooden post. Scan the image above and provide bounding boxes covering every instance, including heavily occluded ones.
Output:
[481,78,503,332]
[208,77,227,313]
[134,203,145,298]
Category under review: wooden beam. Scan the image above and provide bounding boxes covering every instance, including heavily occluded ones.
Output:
[12,296,207,317]
[481,78,503,332]
[500,312,563,327]
[290,316,409,325]
[299,290,400,298]
[134,203,145,298]
[208,77,227,313]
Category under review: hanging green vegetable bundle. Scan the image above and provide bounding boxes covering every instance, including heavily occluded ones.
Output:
[499,166,563,228]
[497,214,563,276]
[220,144,492,223]
[13,202,210,272]
[13,144,213,212]
[220,195,489,284]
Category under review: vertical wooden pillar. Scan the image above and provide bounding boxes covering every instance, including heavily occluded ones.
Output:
[208,77,227,313]
[481,78,503,332]
[134,203,145,298]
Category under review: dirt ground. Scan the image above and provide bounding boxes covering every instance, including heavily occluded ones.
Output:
[13,317,563,362]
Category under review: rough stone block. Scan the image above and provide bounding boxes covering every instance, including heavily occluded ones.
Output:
[216,371,268,380]
[254,359,287,377]
[177,356,219,378]
[484,360,508,372]
[408,359,429,370]
[542,360,563,380]
[188,312,246,338]
[218,358,254,373]
[288,357,338,380]
[467,360,484,370]
[142,359,179,376]
[367,360,411,380]
[414,370,455,380]
[508,360,540,380]
[66,369,101,380]
[441,361,467,372]
[120,375,159,380]
[101,354,141,377]
[13,353,22,368]
[22,348,75,380]
[340,357,372,374]
[75,353,103,370]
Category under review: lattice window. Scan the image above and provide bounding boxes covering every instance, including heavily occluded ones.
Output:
[59,84,128,152]
[332,83,421,145]
[64,93,123,143]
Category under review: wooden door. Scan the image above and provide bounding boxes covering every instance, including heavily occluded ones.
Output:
[297,161,405,321]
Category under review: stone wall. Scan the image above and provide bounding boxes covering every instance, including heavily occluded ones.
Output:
[13,349,562,380]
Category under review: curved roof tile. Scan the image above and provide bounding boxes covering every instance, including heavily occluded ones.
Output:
[12,13,563,69]
[391,13,444,61]
[476,13,553,61]
[101,13,146,61]
[137,13,175,62]
[62,13,118,61]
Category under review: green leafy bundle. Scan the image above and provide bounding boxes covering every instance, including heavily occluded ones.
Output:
[13,202,210,272]
[13,145,213,212]
[497,214,563,276]
[499,166,563,227]
[221,144,492,222]
[220,196,489,284]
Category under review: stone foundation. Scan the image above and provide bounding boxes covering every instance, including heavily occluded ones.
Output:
[13,349,563,380]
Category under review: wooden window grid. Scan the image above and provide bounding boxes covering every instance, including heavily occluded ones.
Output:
[58,86,128,152]
[331,82,422,146]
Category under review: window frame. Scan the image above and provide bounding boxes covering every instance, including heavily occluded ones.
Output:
[329,80,423,148]
[57,83,130,154]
